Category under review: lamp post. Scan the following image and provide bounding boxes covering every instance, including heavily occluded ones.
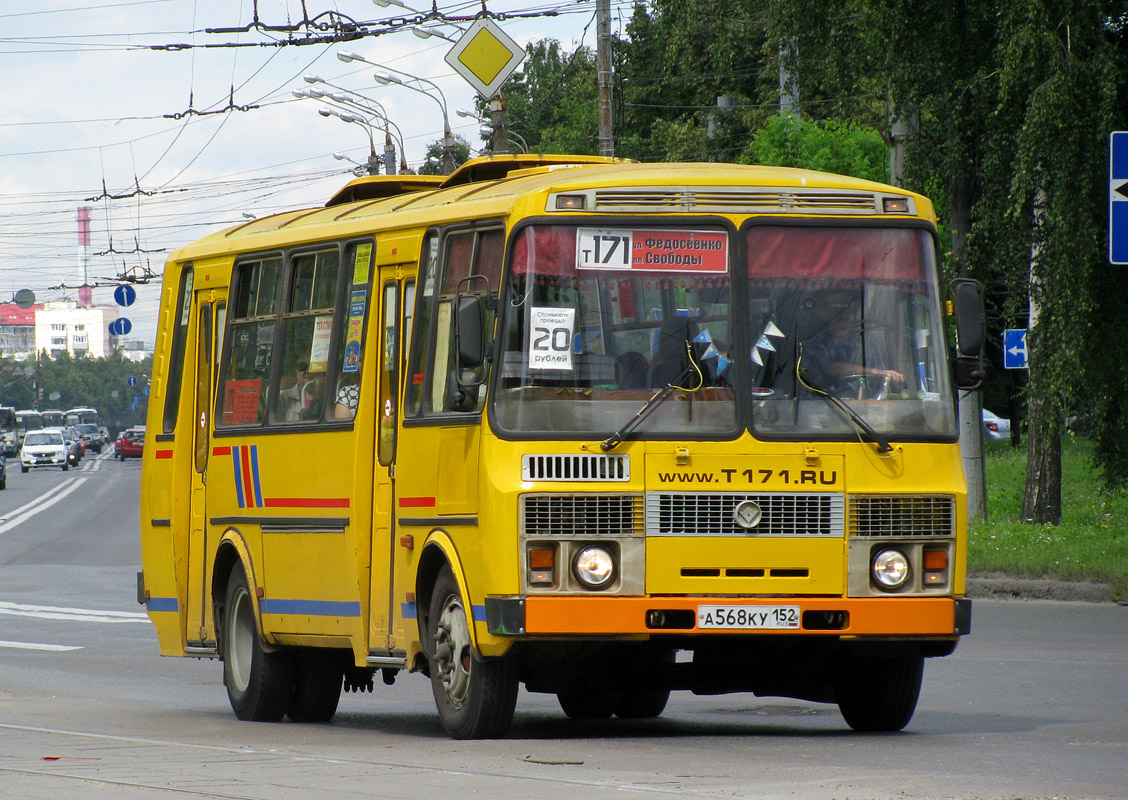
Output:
[302,75,407,174]
[338,50,457,174]
[460,108,525,154]
[317,108,380,176]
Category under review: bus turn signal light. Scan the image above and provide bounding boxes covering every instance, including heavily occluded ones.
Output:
[528,547,555,586]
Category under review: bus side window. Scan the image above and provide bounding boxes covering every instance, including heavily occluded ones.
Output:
[162,266,194,433]
[274,249,339,423]
[217,257,281,427]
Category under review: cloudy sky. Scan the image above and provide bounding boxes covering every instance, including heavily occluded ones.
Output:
[0,0,621,345]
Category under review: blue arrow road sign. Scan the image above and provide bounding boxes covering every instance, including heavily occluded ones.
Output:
[113,284,137,307]
[108,317,132,337]
[1111,132,1128,264]
[1003,329,1028,370]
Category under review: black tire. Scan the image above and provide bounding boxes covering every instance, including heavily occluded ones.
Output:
[286,650,344,723]
[61,463,68,471]
[615,688,671,719]
[427,567,518,739]
[20,466,28,474]
[221,563,295,721]
[557,690,621,720]
[0,476,6,489]
[834,654,923,732]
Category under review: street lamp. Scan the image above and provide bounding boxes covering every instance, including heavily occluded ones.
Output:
[303,75,407,174]
[338,50,457,174]
[317,107,381,176]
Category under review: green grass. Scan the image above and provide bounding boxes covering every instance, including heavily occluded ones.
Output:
[969,436,1128,601]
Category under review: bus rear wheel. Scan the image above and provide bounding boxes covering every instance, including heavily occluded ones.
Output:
[834,654,923,732]
[287,650,344,723]
[221,563,295,722]
[427,567,518,739]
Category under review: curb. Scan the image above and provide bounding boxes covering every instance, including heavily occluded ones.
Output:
[967,574,1114,604]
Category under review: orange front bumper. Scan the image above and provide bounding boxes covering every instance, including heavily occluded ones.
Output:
[486,595,969,637]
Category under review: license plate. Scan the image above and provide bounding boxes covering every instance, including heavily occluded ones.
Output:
[696,605,800,630]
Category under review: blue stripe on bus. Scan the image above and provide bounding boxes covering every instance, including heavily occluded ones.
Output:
[233,445,246,508]
[259,598,361,617]
[249,444,263,507]
[146,597,179,612]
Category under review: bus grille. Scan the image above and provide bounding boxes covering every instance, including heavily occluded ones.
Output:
[848,495,955,537]
[592,188,880,214]
[521,494,642,536]
[646,492,845,537]
[522,454,630,482]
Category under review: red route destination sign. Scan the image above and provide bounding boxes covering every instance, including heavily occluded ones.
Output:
[576,227,728,273]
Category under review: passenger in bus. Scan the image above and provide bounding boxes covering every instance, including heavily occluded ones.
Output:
[278,359,313,421]
[332,374,360,419]
[615,351,649,389]
[800,289,904,394]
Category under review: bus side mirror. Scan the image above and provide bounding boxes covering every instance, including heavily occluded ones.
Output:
[454,294,485,369]
[950,278,987,390]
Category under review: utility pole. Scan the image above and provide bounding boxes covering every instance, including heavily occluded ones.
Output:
[490,94,509,155]
[596,0,614,157]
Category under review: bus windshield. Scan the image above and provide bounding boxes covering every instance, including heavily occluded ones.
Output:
[492,223,956,441]
[494,224,736,438]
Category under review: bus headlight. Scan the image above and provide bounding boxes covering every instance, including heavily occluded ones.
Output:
[872,548,911,590]
[572,545,616,589]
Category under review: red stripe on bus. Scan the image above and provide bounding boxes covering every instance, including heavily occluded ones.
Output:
[239,447,256,508]
[212,446,232,456]
[399,497,436,508]
[155,449,173,459]
[263,497,351,508]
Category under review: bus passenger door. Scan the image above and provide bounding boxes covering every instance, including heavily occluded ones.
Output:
[185,293,221,647]
[368,276,401,653]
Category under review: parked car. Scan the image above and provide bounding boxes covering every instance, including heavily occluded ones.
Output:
[75,423,104,453]
[119,428,145,460]
[20,429,69,472]
[982,409,1012,440]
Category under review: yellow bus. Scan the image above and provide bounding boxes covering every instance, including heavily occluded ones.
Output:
[139,155,986,739]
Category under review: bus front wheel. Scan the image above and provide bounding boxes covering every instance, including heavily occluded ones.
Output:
[221,563,295,722]
[834,654,923,732]
[427,567,518,739]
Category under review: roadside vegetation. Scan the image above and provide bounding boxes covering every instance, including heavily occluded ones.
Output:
[970,436,1128,601]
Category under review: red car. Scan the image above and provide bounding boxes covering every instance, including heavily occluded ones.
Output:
[118,428,145,460]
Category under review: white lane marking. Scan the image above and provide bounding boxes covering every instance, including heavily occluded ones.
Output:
[0,640,82,651]
[0,601,149,624]
[0,477,87,535]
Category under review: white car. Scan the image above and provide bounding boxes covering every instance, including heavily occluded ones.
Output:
[20,429,70,472]
[982,409,1012,440]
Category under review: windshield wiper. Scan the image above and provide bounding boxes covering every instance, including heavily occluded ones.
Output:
[600,371,688,452]
[797,354,894,453]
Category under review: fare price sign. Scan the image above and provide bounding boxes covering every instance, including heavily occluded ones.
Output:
[576,228,728,273]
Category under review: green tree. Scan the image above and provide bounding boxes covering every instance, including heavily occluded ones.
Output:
[743,114,889,182]
[418,134,471,175]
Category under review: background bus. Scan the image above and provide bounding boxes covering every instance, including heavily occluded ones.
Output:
[0,406,17,456]
[41,410,66,428]
[15,409,43,446]
[65,406,101,428]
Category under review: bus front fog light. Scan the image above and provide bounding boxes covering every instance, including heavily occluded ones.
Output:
[872,548,911,589]
[572,545,615,589]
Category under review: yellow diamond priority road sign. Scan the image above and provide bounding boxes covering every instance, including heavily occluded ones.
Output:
[444,17,526,99]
